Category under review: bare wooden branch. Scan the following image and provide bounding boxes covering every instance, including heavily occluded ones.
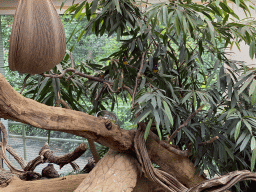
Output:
[41,68,133,96]
[66,50,75,69]
[87,139,101,163]
[188,170,256,192]
[132,52,146,108]
[149,132,191,157]
[20,74,31,94]
[199,136,219,145]
[95,84,106,101]
[0,142,27,170]
[134,125,188,192]
[168,105,205,142]
[70,162,80,171]
[38,142,87,169]
[0,122,24,176]
[104,82,119,93]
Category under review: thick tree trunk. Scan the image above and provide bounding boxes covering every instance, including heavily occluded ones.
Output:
[75,149,140,192]
[0,74,206,189]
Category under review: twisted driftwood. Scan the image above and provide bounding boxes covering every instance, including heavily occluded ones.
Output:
[0,121,87,183]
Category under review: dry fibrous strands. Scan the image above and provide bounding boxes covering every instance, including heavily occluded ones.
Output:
[9,0,66,74]
[187,170,256,192]
[0,122,24,176]
[134,124,188,192]
[0,142,27,170]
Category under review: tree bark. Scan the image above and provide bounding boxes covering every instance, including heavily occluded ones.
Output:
[75,149,140,192]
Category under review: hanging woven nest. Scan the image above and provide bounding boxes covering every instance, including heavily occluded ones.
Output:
[8,0,66,74]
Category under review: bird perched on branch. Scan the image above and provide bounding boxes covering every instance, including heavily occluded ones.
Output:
[123,56,128,65]
[153,64,158,73]
[100,73,104,78]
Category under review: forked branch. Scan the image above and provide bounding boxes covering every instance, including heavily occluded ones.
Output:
[168,105,205,143]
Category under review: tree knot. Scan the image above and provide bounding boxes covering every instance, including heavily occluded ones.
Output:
[104,119,112,130]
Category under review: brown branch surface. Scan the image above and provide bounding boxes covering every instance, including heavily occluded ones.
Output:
[87,139,101,163]
[132,52,146,108]
[41,68,133,96]
[134,125,188,192]
[199,136,219,145]
[0,74,134,152]
[188,170,256,192]
[20,74,31,94]
[75,149,141,191]
[0,142,27,170]
[169,104,205,142]
[38,143,87,169]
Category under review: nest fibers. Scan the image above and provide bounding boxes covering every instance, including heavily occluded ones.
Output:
[8,0,66,74]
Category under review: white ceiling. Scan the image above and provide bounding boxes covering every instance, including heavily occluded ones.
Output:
[0,0,78,15]
[0,0,171,15]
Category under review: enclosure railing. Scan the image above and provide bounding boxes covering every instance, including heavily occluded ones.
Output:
[7,121,88,161]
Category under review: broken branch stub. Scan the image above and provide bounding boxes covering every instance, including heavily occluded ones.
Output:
[9,0,66,74]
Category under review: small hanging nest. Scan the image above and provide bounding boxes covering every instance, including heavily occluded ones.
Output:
[8,0,66,74]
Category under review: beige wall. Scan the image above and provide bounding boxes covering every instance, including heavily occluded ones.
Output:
[0,0,169,15]
[226,3,256,67]
[0,0,76,15]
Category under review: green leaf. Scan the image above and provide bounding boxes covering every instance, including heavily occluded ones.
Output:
[219,2,231,13]
[175,15,180,36]
[48,130,51,144]
[113,0,122,14]
[238,77,253,95]
[205,18,214,41]
[240,134,250,151]
[144,118,153,141]
[249,79,256,96]
[193,91,197,110]
[151,97,157,109]
[162,100,173,126]
[181,92,192,104]
[216,0,220,6]
[155,121,162,140]
[250,40,255,59]
[134,108,152,124]
[251,87,256,105]
[227,108,237,119]
[243,119,252,134]
[235,0,240,7]
[60,0,68,10]
[162,6,168,26]
[224,146,234,160]
[153,109,161,128]
[251,137,256,151]
[91,0,98,14]
[37,77,50,98]
[137,38,143,51]
[251,148,256,172]
[234,120,241,141]
[236,132,246,145]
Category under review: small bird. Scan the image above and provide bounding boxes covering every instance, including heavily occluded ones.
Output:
[123,56,128,65]
[100,73,104,78]
[153,65,158,73]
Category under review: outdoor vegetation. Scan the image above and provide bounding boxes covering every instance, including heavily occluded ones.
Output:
[2,0,256,191]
